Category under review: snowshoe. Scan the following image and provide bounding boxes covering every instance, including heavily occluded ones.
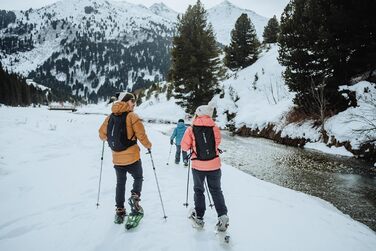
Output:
[125,194,144,230]
[188,209,204,229]
[216,214,229,232]
[114,208,126,224]
[125,211,144,230]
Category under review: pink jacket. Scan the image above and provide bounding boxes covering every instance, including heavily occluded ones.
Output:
[181,115,221,171]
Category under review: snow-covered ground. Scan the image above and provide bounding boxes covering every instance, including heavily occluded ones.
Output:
[305,142,353,157]
[326,81,376,149]
[213,44,293,130]
[25,79,50,92]
[211,45,376,157]
[0,106,375,251]
[137,95,187,123]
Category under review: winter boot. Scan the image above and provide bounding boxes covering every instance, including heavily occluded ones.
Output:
[114,207,126,224]
[128,193,143,214]
[216,214,229,232]
[189,210,204,228]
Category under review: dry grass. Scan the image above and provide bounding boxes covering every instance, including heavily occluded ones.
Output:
[285,107,309,124]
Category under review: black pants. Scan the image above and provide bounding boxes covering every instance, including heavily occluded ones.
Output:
[175,145,188,163]
[192,168,228,218]
[114,160,143,208]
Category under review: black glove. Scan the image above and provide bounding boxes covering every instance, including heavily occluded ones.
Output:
[147,148,151,154]
[170,140,173,145]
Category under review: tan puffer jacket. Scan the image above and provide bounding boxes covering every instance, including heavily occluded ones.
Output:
[99,101,152,166]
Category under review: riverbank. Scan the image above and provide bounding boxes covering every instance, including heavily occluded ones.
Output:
[132,45,376,164]
[235,122,376,163]
[219,131,376,232]
[207,45,376,164]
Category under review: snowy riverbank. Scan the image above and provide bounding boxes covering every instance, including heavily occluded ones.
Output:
[0,106,375,251]
[132,44,376,163]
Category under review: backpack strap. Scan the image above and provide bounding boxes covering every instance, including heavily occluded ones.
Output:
[124,111,136,140]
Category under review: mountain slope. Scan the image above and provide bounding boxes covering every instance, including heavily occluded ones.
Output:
[150,2,179,21]
[213,44,293,129]
[0,0,175,102]
[0,0,268,102]
[207,0,268,45]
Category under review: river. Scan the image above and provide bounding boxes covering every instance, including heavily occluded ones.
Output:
[220,132,376,232]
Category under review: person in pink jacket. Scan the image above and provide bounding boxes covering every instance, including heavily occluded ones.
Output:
[181,104,229,231]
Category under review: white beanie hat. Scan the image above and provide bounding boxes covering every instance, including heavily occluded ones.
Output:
[117,92,135,102]
[195,104,214,117]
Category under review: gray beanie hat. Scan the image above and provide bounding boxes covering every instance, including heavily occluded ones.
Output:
[195,104,214,117]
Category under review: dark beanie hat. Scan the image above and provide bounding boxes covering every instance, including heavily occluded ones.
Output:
[178,119,184,123]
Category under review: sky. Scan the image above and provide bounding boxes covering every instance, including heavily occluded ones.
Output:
[0,0,290,18]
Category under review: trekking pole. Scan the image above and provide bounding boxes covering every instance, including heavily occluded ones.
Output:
[96,141,105,208]
[183,153,192,208]
[147,149,167,219]
[204,180,214,209]
[166,143,173,165]
[218,148,226,154]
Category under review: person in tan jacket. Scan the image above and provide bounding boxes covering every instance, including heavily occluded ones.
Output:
[99,92,152,224]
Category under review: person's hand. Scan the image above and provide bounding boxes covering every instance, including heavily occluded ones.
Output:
[147,148,151,154]
[170,140,174,145]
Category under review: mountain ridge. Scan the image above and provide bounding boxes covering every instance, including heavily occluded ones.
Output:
[0,0,268,102]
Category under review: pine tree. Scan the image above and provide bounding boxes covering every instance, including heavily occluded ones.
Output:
[322,0,376,85]
[168,0,222,114]
[224,13,260,70]
[278,0,325,114]
[0,62,47,106]
[278,0,376,115]
[263,15,280,43]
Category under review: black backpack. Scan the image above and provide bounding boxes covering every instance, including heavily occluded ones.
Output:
[192,126,218,161]
[107,112,137,152]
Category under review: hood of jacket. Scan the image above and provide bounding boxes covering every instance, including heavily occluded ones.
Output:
[177,121,186,128]
[192,115,216,127]
[111,101,132,115]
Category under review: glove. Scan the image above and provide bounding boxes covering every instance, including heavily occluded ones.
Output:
[147,148,151,154]
[170,140,173,145]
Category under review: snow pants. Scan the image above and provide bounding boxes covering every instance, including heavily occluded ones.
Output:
[114,160,143,208]
[175,145,188,164]
[192,168,228,218]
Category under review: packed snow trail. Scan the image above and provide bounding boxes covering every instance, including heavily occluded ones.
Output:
[0,107,375,251]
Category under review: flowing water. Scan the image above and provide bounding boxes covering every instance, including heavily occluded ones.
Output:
[220,132,376,232]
